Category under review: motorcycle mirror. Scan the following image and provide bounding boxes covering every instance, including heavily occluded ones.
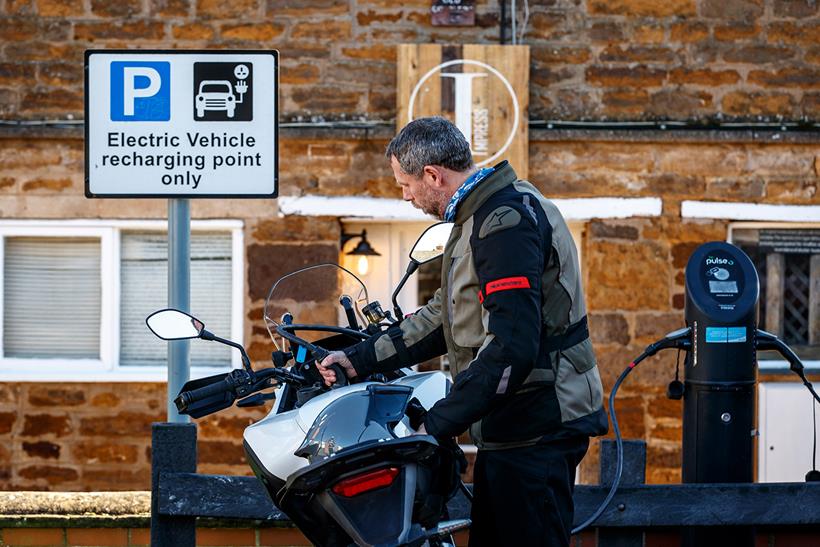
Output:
[392,222,454,319]
[409,222,453,264]
[146,309,205,341]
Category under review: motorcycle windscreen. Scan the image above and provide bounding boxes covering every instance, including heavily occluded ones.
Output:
[263,263,369,350]
[294,384,413,462]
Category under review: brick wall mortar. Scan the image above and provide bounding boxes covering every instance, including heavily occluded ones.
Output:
[0,136,815,215]
[0,60,818,490]
[1,383,267,490]
[0,1,819,120]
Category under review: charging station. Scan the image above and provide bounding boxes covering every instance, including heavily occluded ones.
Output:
[681,242,762,545]
[682,242,760,484]
[575,240,820,542]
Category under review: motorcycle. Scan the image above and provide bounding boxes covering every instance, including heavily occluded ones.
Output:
[146,222,469,547]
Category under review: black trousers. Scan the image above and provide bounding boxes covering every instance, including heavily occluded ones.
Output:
[468,436,590,547]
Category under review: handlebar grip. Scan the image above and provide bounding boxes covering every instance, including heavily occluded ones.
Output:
[175,379,232,412]
[328,363,349,388]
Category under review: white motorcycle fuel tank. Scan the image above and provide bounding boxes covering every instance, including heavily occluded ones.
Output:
[243,371,450,486]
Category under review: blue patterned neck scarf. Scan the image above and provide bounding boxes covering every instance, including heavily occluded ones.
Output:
[443,167,493,222]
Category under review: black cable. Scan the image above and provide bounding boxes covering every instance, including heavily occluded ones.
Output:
[798,371,820,472]
[813,393,817,473]
[571,353,646,535]
[797,370,820,406]
[499,0,506,44]
[675,348,681,382]
[2,118,818,132]
[756,331,820,481]
[801,371,820,482]
[459,480,473,502]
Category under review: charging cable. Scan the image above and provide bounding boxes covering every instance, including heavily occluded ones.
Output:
[755,330,820,406]
[574,326,819,535]
[755,329,820,481]
[572,327,691,534]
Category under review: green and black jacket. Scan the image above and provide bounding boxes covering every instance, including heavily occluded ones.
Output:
[345,161,609,449]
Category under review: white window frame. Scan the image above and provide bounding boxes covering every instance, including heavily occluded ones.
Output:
[727,221,820,373]
[0,219,244,382]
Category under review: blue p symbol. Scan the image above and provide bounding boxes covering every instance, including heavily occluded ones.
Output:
[110,61,170,121]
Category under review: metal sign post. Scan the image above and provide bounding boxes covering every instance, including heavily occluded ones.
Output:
[85,50,278,421]
[168,198,191,422]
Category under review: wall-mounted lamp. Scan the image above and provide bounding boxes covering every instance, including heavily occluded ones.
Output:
[341,229,381,276]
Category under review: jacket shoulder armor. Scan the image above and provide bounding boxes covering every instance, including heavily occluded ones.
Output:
[477,205,522,239]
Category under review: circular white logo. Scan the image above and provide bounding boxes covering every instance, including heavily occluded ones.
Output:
[234,64,249,79]
[407,59,520,167]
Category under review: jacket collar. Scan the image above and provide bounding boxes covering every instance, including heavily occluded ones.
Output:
[453,161,518,224]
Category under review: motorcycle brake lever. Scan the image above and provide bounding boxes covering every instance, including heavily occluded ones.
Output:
[277,369,307,384]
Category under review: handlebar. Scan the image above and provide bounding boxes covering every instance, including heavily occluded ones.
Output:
[175,321,374,415]
[175,378,232,412]
[175,365,316,415]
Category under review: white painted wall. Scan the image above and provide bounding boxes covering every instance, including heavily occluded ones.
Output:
[758,382,820,482]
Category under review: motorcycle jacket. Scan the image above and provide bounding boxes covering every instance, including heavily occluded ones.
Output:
[345,161,609,449]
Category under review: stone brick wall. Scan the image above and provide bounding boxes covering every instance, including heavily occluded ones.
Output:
[0,0,819,491]
[1,0,819,121]
[1,130,817,490]
[530,136,819,483]
[0,382,270,490]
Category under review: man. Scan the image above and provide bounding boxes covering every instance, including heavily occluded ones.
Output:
[319,116,608,546]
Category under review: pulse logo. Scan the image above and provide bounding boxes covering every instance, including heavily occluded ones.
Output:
[705,256,734,266]
[110,61,170,121]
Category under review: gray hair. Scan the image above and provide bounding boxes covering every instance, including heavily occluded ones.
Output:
[385,117,474,177]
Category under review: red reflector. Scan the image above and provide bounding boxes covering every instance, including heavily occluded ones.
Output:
[485,276,530,296]
[331,467,400,498]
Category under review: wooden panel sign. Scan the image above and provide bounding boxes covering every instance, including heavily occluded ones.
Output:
[397,44,529,179]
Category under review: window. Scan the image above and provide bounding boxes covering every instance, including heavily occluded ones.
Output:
[0,220,243,381]
[730,224,820,368]
[4,237,102,360]
[119,232,233,367]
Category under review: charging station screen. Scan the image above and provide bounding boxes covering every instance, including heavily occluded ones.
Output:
[709,280,738,294]
[700,250,744,304]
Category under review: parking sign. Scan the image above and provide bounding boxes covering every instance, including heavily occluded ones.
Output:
[109,61,171,121]
[85,50,278,198]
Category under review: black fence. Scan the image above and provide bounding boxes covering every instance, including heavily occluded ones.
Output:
[151,423,820,546]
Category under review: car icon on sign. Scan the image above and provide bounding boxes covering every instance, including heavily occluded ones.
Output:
[195,80,236,118]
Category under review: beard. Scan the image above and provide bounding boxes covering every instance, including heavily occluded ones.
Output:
[413,184,449,219]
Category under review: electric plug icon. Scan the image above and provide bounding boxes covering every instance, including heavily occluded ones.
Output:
[233,64,249,105]
[234,80,248,104]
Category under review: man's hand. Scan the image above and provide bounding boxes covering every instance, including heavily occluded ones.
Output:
[316,351,357,386]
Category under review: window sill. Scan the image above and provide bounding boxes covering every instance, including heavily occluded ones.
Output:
[0,365,233,383]
[758,359,820,375]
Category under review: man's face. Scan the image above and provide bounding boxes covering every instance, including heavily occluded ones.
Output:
[391,156,447,219]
